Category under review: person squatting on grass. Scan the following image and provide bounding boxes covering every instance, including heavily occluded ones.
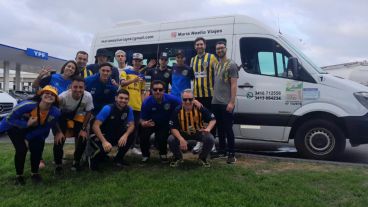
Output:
[53,76,94,173]
[0,86,62,185]
[139,80,182,163]
[168,89,216,167]
[89,89,135,170]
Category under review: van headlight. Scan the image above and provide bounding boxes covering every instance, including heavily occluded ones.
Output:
[354,92,368,109]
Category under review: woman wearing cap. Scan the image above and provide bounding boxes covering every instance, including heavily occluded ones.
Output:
[32,60,80,95]
[32,60,79,168]
[0,85,62,185]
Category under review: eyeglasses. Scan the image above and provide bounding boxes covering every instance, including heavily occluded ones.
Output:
[153,88,164,92]
[160,58,168,61]
[183,98,193,102]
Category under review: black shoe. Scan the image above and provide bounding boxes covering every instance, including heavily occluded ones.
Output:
[88,157,98,171]
[15,175,25,186]
[141,157,149,163]
[31,174,43,184]
[115,159,130,168]
[211,151,227,159]
[54,166,63,175]
[71,161,81,172]
[159,155,169,164]
[227,154,237,164]
[198,157,211,168]
[170,157,183,167]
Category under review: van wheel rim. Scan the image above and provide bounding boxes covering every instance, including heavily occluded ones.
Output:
[305,128,335,155]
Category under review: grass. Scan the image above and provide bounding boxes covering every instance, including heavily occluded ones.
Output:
[0,143,368,207]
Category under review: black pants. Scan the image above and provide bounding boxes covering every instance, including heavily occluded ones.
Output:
[196,97,216,136]
[8,128,45,175]
[212,104,235,154]
[140,125,170,157]
[131,110,141,147]
[53,120,87,165]
[89,133,134,168]
[168,132,215,160]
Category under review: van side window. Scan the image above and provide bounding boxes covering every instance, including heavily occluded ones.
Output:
[101,44,159,67]
[240,37,293,79]
[158,39,226,67]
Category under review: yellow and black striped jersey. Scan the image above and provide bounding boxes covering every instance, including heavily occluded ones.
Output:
[190,53,218,98]
[169,105,215,135]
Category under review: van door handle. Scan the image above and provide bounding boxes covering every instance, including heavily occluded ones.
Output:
[238,83,254,88]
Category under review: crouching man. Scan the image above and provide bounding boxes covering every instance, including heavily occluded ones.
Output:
[168,89,216,167]
[89,89,135,170]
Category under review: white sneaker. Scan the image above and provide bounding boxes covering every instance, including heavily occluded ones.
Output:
[192,142,203,154]
[211,145,217,153]
[131,147,142,155]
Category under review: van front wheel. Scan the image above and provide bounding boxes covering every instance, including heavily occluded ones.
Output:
[294,119,346,160]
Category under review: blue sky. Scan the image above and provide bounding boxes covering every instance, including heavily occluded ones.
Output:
[0,0,367,66]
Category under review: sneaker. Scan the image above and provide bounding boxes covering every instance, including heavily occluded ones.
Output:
[15,175,25,186]
[192,142,203,154]
[198,158,211,168]
[170,158,183,167]
[71,161,81,172]
[88,157,98,171]
[131,147,142,155]
[31,174,43,184]
[39,160,46,169]
[115,159,130,166]
[141,157,149,163]
[159,155,169,164]
[211,151,227,159]
[54,165,63,175]
[211,145,217,153]
[227,154,237,164]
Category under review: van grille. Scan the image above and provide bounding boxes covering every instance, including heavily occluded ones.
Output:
[0,103,14,115]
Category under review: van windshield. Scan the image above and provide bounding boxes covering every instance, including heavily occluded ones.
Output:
[280,35,327,74]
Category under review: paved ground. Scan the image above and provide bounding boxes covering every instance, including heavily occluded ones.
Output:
[1,133,367,164]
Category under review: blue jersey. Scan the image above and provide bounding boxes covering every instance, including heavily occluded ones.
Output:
[141,94,181,126]
[85,74,118,115]
[86,63,120,84]
[0,101,60,141]
[96,105,134,123]
[170,64,194,98]
[40,73,71,94]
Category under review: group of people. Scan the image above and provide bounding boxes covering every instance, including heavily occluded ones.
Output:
[0,37,239,185]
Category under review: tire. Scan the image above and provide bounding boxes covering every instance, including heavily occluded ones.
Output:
[294,119,346,160]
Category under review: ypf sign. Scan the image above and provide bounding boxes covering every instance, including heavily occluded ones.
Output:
[25,48,48,60]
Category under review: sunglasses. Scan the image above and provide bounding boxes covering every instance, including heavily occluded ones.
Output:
[153,88,164,92]
[183,98,194,102]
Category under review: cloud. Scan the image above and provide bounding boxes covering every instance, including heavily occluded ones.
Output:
[0,0,366,66]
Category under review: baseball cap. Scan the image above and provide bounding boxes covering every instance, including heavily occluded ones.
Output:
[132,53,143,60]
[37,85,59,102]
[160,52,168,60]
[175,49,185,57]
[95,49,110,58]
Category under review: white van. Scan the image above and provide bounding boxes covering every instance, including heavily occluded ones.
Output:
[91,15,368,160]
[0,90,17,120]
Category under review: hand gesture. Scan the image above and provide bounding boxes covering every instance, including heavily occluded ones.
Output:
[142,119,155,128]
[118,134,128,147]
[102,141,112,152]
[226,102,235,112]
[55,132,65,145]
[147,59,157,68]
[78,129,88,140]
[179,139,188,151]
[27,117,38,127]
[39,66,52,78]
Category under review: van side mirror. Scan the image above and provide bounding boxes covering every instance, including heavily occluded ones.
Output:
[287,57,300,79]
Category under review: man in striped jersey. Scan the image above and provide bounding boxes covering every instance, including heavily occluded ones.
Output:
[168,89,216,167]
[190,37,218,154]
